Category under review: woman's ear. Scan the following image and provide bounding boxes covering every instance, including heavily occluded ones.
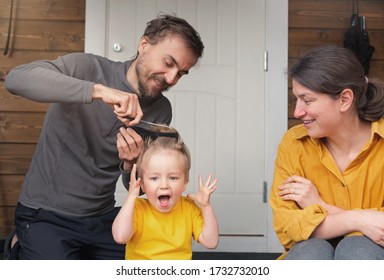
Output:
[339,88,354,112]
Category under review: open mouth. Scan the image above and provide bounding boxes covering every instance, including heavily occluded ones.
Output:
[158,195,171,207]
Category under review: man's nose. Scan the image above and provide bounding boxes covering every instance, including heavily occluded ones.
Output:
[164,69,179,85]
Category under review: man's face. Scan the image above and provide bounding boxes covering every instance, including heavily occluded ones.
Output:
[133,35,198,98]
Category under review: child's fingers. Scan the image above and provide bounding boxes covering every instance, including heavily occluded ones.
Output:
[130,164,138,183]
[198,175,203,187]
[204,174,212,186]
[209,178,218,188]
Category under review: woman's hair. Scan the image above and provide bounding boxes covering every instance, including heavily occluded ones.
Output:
[290,45,384,121]
[136,136,191,181]
[139,13,204,59]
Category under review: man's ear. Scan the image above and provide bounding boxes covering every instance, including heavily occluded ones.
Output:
[339,88,354,112]
[137,36,149,53]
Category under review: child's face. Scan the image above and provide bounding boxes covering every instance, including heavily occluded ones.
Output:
[141,149,188,213]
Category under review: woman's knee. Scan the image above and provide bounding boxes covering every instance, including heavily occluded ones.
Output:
[285,238,334,260]
[335,236,384,260]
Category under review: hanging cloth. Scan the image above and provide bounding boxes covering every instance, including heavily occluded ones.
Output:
[343,0,375,75]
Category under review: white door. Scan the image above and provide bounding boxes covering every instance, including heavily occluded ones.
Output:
[85,0,287,253]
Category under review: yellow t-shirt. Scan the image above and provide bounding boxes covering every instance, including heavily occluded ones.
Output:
[270,119,384,258]
[125,196,204,260]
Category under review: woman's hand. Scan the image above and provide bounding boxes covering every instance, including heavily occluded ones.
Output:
[355,210,384,247]
[278,175,324,209]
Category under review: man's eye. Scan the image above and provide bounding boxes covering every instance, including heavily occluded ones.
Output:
[164,59,173,67]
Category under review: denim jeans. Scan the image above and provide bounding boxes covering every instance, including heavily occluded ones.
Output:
[285,236,384,260]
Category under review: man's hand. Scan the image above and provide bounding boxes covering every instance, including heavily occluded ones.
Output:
[92,83,143,126]
[116,127,144,172]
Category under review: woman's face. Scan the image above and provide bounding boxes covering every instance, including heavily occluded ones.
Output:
[292,79,343,138]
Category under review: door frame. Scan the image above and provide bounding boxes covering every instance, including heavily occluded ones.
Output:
[85,0,287,253]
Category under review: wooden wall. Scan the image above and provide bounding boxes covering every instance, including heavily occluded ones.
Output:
[0,0,85,238]
[1,0,383,239]
[289,0,384,127]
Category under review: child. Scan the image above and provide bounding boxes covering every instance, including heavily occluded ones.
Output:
[112,136,219,260]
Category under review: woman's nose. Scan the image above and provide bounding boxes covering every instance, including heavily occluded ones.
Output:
[293,100,306,119]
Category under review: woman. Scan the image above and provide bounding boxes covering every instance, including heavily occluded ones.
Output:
[270,45,384,259]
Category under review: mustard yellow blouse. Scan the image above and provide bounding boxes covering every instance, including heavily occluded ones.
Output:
[270,119,384,259]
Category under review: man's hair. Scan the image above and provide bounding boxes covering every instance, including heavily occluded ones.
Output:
[142,14,204,59]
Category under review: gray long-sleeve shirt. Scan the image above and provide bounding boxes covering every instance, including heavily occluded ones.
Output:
[5,53,172,217]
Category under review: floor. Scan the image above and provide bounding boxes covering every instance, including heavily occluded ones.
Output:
[1,238,279,260]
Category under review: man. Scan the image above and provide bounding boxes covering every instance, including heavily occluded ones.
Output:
[4,14,204,259]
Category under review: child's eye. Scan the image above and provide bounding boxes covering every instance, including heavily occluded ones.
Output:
[169,176,178,181]
[150,177,159,181]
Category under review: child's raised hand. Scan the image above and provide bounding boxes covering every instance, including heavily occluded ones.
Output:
[128,164,142,199]
[187,174,218,207]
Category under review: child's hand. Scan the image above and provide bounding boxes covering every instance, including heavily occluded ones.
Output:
[128,164,142,199]
[187,174,218,208]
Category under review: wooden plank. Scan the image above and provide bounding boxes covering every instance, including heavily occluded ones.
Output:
[0,0,85,21]
[0,20,85,52]
[288,57,384,77]
[289,29,346,47]
[289,29,384,53]
[0,206,16,238]
[0,50,73,72]
[288,89,295,119]
[288,119,302,129]
[289,0,384,30]
[0,87,49,112]
[0,175,23,206]
[289,45,384,61]
[0,143,36,174]
[0,112,45,143]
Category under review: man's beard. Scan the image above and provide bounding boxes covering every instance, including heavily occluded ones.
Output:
[137,74,171,98]
[135,57,171,98]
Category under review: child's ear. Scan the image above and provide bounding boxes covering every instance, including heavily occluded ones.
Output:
[183,180,188,192]
[140,181,146,193]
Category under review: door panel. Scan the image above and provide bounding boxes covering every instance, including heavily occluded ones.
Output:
[107,0,267,249]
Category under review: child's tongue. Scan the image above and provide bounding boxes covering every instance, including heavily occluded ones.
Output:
[159,195,170,207]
